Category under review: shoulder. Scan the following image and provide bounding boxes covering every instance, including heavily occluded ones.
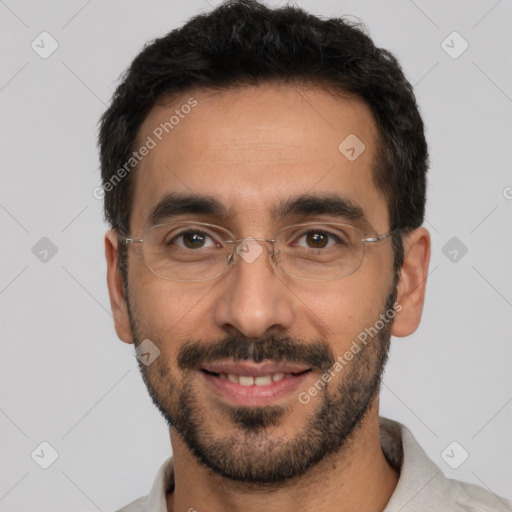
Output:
[379,417,512,512]
[444,478,512,512]
[114,457,174,512]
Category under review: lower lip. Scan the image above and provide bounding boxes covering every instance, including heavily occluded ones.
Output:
[201,370,311,407]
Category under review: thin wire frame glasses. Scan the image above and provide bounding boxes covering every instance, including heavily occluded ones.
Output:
[123,220,394,282]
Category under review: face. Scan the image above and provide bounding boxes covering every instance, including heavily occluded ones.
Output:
[111,83,405,484]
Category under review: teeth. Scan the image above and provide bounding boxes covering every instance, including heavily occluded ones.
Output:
[219,373,289,386]
[239,375,254,386]
[227,374,239,383]
[254,375,272,386]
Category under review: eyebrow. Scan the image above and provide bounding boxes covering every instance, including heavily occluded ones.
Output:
[147,192,372,232]
[271,193,371,231]
[147,193,233,226]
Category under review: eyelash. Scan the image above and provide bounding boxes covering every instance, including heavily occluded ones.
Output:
[167,229,348,249]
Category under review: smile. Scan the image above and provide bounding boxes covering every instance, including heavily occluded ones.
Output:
[202,370,307,386]
[200,361,312,406]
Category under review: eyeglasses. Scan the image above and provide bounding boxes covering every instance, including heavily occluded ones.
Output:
[123,220,394,282]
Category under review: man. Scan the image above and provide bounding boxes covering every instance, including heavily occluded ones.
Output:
[98,1,511,510]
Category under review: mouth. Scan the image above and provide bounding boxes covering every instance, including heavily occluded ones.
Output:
[201,369,310,386]
[200,361,312,406]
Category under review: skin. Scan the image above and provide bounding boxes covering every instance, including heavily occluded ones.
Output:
[105,82,430,512]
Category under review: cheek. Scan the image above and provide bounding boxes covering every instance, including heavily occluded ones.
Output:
[310,287,376,337]
[129,275,217,341]
[297,265,393,349]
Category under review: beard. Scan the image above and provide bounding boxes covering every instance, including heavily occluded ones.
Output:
[128,283,397,487]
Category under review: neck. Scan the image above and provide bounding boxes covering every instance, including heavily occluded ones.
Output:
[166,401,399,512]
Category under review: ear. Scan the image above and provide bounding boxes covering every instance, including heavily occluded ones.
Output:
[105,230,134,344]
[391,227,431,337]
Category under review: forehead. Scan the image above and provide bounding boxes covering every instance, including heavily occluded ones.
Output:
[130,83,387,233]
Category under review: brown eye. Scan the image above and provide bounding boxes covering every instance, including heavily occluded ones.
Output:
[169,230,218,250]
[306,232,329,248]
[293,228,350,250]
[182,232,207,249]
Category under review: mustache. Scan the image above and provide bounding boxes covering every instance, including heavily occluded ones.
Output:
[177,333,335,373]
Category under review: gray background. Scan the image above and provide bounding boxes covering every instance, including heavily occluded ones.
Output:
[1,0,511,510]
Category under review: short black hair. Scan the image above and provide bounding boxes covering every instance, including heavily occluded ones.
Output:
[98,0,428,280]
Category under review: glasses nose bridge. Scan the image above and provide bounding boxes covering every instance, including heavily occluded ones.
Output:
[227,237,279,266]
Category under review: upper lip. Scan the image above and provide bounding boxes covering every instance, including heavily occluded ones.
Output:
[200,360,311,377]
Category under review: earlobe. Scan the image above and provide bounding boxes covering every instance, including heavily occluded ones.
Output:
[105,230,134,344]
[391,227,431,338]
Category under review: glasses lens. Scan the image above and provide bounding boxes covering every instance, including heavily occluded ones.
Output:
[275,223,364,280]
[142,222,230,281]
[138,221,366,282]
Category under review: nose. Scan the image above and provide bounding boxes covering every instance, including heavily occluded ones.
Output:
[213,239,295,339]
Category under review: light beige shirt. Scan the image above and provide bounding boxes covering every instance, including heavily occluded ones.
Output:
[117,417,512,511]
